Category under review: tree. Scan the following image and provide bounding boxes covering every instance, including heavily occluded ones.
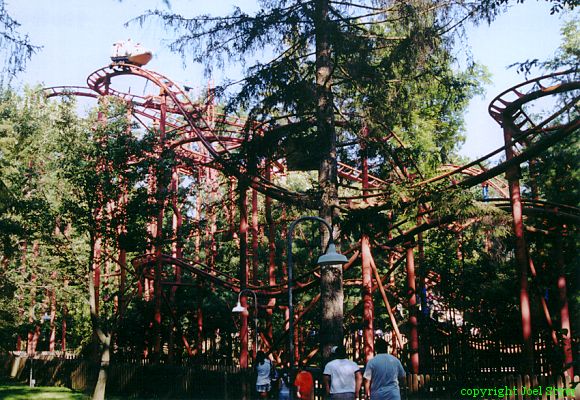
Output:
[55,96,153,399]
[0,0,40,81]
[0,88,90,354]
[133,0,506,364]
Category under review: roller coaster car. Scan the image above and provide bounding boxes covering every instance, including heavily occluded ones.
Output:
[111,40,153,67]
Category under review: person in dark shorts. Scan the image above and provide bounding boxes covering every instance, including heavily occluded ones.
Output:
[255,351,273,398]
[363,339,406,400]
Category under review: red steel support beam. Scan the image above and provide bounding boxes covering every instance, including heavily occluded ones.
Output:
[265,165,276,351]
[503,123,534,373]
[252,188,259,285]
[406,245,419,374]
[169,168,183,363]
[49,271,57,352]
[361,234,374,362]
[238,183,250,367]
[370,255,404,349]
[557,231,574,378]
[153,96,168,363]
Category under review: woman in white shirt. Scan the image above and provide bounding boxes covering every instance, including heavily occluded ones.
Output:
[255,351,273,398]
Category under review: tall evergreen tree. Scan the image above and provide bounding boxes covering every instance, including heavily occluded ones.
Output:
[135,0,500,361]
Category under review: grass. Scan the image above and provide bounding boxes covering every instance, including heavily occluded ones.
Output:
[0,383,89,400]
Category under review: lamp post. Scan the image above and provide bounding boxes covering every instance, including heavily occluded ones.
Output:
[287,216,348,378]
[232,288,259,360]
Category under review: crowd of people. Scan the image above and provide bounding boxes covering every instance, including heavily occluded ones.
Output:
[255,338,405,400]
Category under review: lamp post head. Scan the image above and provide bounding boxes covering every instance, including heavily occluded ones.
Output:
[317,242,348,266]
[232,302,247,313]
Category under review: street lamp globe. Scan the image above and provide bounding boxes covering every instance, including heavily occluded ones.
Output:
[317,242,348,266]
[232,302,247,313]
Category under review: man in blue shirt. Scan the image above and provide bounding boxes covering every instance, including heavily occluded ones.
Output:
[363,339,406,400]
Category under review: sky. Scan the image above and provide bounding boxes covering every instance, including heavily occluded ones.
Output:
[6,0,572,161]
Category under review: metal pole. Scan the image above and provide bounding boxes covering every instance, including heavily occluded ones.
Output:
[29,358,33,387]
[287,216,333,382]
[238,289,259,360]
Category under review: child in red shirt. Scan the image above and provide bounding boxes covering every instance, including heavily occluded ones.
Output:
[294,369,314,400]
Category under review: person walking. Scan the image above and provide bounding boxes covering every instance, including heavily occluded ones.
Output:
[323,345,362,400]
[255,351,274,399]
[277,368,292,400]
[294,367,314,400]
[362,339,406,400]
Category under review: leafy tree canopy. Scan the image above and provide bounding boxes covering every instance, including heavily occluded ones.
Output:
[0,0,40,81]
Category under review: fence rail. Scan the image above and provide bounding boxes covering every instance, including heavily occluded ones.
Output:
[2,354,578,399]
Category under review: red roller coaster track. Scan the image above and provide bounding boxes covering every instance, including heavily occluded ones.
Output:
[44,65,578,371]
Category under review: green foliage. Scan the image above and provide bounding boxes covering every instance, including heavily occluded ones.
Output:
[0,0,41,81]
[0,383,89,399]
[0,87,90,351]
[136,1,489,192]
[423,215,521,338]
[0,0,576,372]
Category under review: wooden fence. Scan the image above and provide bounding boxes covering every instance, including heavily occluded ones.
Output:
[2,354,578,399]
[343,327,567,377]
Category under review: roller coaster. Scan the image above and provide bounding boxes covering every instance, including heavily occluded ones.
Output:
[44,64,579,373]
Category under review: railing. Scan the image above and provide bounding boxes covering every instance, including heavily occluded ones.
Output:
[2,354,578,399]
[343,328,566,377]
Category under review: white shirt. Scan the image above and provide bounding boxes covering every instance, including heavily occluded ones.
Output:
[323,358,360,394]
[256,359,272,386]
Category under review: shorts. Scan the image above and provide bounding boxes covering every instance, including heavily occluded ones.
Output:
[330,393,355,400]
[256,383,271,393]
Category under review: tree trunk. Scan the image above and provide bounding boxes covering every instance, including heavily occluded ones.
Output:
[92,334,111,400]
[315,0,343,364]
[89,232,111,400]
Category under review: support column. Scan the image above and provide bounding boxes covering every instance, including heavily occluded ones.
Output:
[361,234,374,362]
[49,271,57,352]
[361,129,369,201]
[152,97,168,364]
[406,245,419,373]
[265,165,276,351]
[503,124,534,372]
[169,168,182,363]
[251,189,259,285]
[238,183,249,368]
[556,230,574,378]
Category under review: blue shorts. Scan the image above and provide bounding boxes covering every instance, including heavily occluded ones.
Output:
[256,383,271,393]
[330,393,355,400]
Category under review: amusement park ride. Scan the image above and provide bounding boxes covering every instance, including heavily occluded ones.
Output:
[42,43,579,375]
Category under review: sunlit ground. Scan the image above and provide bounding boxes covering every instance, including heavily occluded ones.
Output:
[0,383,88,400]
[0,382,185,400]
